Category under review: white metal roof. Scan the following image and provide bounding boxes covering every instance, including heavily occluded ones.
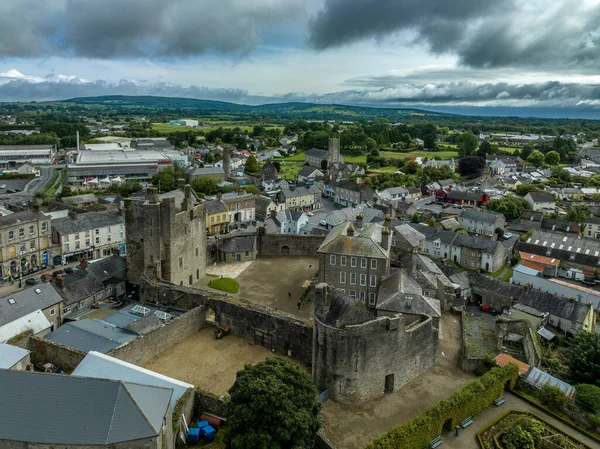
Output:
[0,309,52,343]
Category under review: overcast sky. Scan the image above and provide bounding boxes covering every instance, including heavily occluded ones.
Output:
[0,0,599,115]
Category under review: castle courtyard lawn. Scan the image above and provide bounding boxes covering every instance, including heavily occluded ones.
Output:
[236,256,319,319]
[208,277,239,294]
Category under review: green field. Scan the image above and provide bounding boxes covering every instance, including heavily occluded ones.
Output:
[277,152,306,162]
[208,277,239,294]
[278,165,303,180]
[151,123,284,135]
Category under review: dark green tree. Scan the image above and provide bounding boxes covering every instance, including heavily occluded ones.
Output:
[565,204,591,223]
[477,139,493,157]
[566,332,600,386]
[272,160,281,172]
[191,176,219,195]
[515,184,540,197]
[545,150,561,166]
[486,197,531,219]
[423,134,436,150]
[227,357,321,449]
[527,150,545,166]
[245,155,259,174]
[457,156,486,178]
[456,131,478,157]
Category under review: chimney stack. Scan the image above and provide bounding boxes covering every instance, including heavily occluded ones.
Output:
[76,130,80,152]
[177,178,186,189]
[55,275,65,291]
[384,213,392,228]
[147,186,158,203]
[347,223,355,237]
[405,295,412,309]
[79,258,88,271]
[382,226,390,249]
[355,213,363,229]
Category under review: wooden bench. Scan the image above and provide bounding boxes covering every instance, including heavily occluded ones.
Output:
[494,396,505,406]
[429,436,443,448]
[461,416,474,428]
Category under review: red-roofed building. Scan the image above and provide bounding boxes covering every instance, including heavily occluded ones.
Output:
[494,353,530,375]
[519,251,559,277]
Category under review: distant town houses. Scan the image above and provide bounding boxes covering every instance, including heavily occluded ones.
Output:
[333,180,374,207]
[457,209,506,239]
[278,186,317,212]
[274,210,309,234]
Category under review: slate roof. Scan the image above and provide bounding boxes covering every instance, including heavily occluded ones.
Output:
[44,319,137,353]
[449,271,471,290]
[335,180,363,192]
[205,199,228,215]
[122,314,162,335]
[52,210,124,235]
[305,148,328,159]
[517,230,600,267]
[73,351,193,411]
[318,288,375,327]
[299,166,323,177]
[459,209,504,224]
[0,284,63,327]
[219,236,256,253]
[54,271,105,306]
[394,223,425,248]
[0,370,172,445]
[318,222,389,258]
[86,255,127,283]
[61,194,98,205]
[527,191,555,203]
[447,191,486,201]
[187,166,224,176]
[280,186,314,198]
[376,269,441,317]
[0,343,30,369]
[0,210,41,227]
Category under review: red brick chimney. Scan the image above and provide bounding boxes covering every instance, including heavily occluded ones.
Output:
[55,275,65,290]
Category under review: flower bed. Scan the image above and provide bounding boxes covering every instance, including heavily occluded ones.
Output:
[478,411,592,449]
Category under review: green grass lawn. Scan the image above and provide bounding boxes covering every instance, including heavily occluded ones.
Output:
[278,165,302,180]
[208,277,240,294]
[277,152,306,162]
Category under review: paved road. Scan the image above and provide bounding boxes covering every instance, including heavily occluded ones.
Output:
[5,165,64,205]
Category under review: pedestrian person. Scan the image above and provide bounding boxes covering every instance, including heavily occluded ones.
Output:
[288,291,292,299]
[297,300,301,310]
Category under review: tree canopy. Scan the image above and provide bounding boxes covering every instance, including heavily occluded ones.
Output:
[486,196,531,219]
[191,176,219,196]
[151,162,186,192]
[565,204,591,224]
[566,332,600,387]
[227,357,321,449]
[245,155,259,174]
[544,150,560,166]
[527,150,545,167]
[456,131,479,157]
[457,156,486,178]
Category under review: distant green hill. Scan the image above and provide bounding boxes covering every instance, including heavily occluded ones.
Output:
[61,95,453,120]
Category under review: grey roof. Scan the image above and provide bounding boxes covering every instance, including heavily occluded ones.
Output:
[0,210,41,227]
[73,351,193,411]
[122,314,162,335]
[409,223,501,255]
[205,199,228,215]
[518,292,592,323]
[447,191,486,201]
[0,284,63,327]
[54,271,105,306]
[305,148,328,159]
[280,186,314,198]
[299,166,323,177]
[0,343,30,369]
[527,191,555,203]
[376,269,441,317]
[52,210,124,236]
[61,194,98,205]
[449,271,471,290]
[86,255,127,283]
[44,319,137,353]
[459,209,503,224]
[335,180,364,192]
[318,289,375,327]
[318,222,389,258]
[187,166,225,176]
[517,229,600,267]
[394,223,425,248]
[0,370,172,445]
[219,236,256,253]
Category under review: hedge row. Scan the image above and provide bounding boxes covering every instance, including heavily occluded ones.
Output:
[364,363,520,449]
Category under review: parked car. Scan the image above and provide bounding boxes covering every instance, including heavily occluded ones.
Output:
[25,277,42,285]
[306,211,314,216]
[64,267,74,274]
[319,220,327,227]
[41,273,53,282]
[0,184,6,189]
[52,270,64,277]
[503,232,513,239]
[5,189,15,193]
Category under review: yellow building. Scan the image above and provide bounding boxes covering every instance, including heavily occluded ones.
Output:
[205,199,229,235]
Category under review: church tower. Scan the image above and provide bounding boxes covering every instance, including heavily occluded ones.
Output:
[327,136,343,165]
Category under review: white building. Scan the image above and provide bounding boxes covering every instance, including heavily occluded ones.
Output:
[51,210,126,263]
[0,144,56,167]
[169,119,198,127]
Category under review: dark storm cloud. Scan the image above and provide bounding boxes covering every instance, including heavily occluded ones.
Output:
[309,0,600,69]
[0,0,301,58]
[1,73,599,108]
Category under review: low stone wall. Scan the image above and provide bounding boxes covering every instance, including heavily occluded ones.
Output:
[140,281,314,365]
[195,388,230,418]
[28,335,86,373]
[257,233,325,256]
[496,318,542,368]
[107,305,206,366]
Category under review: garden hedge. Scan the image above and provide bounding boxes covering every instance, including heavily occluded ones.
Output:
[364,363,519,449]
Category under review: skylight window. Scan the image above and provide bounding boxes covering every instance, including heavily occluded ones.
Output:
[34,288,41,294]
[7,298,15,305]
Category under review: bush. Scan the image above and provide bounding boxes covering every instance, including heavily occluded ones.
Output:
[541,384,570,410]
[501,415,543,449]
[575,384,600,412]
[365,364,519,449]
